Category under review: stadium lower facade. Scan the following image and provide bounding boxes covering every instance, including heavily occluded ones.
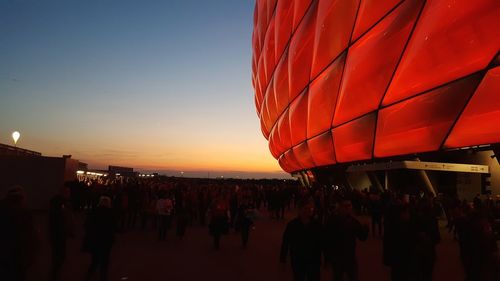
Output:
[251,0,500,197]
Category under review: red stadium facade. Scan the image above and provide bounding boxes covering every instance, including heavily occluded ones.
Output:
[251,0,500,195]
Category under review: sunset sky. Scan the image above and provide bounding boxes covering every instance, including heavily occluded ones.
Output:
[0,0,288,178]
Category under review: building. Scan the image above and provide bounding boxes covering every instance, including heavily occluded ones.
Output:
[251,0,500,197]
[108,165,137,177]
[0,144,80,210]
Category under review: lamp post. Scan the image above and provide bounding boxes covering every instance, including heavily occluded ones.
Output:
[12,131,20,147]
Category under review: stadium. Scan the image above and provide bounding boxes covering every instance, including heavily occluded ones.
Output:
[251,0,500,197]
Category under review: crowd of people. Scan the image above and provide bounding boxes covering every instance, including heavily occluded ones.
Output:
[1,176,499,281]
[280,187,500,281]
[0,176,299,281]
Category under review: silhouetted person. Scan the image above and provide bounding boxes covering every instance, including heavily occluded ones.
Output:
[176,207,188,239]
[280,199,323,281]
[383,195,417,281]
[467,207,498,281]
[0,186,39,281]
[369,194,383,237]
[236,198,254,249]
[413,199,440,281]
[209,197,229,249]
[156,193,173,241]
[325,199,368,281]
[84,196,116,281]
[49,186,74,281]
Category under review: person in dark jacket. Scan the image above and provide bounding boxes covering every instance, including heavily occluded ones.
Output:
[84,196,116,281]
[49,186,73,281]
[325,199,368,281]
[383,195,417,281]
[236,197,255,249]
[413,199,440,281]
[280,199,323,281]
[0,186,39,281]
[209,196,229,250]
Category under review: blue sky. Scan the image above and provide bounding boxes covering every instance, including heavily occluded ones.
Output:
[0,0,288,178]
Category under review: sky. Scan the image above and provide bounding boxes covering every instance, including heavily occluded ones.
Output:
[0,0,289,179]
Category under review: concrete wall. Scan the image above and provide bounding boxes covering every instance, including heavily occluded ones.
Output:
[0,156,77,210]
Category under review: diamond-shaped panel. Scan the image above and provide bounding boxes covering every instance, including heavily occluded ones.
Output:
[375,73,482,157]
[445,67,500,148]
[383,0,500,105]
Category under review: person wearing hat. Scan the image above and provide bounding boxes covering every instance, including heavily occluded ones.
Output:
[0,185,39,281]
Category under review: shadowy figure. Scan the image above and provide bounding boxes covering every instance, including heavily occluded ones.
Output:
[280,198,323,281]
[236,197,255,249]
[325,199,368,281]
[49,185,74,281]
[0,186,39,281]
[83,196,116,281]
[156,192,173,241]
[209,196,229,250]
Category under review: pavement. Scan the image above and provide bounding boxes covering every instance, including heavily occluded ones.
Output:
[27,209,467,281]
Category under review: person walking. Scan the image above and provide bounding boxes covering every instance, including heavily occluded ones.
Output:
[0,186,39,281]
[156,193,173,241]
[49,186,74,281]
[209,196,229,250]
[280,199,323,281]
[83,196,116,281]
[237,197,255,249]
[325,199,368,281]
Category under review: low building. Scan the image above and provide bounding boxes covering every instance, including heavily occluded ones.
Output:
[0,144,79,210]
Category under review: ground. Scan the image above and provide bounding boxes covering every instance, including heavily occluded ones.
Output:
[27,209,466,281]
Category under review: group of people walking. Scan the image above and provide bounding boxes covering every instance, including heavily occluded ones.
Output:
[0,177,299,281]
[280,188,500,281]
[2,177,499,281]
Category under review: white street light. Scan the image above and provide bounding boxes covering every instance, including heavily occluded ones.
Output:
[12,131,20,146]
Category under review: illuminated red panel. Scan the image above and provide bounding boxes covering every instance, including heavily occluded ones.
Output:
[254,95,260,117]
[270,123,285,158]
[284,149,303,172]
[260,98,272,138]
[275,0,294,62]
[278,154,292,173]
[263,18,276,88]
[252,32,259,76]
[308,52,346,138]
[293,0,313,31]
[260,116,270,140]
[255,78,263,113]
[308,131,336,166]
[375,74,482,157]
[257,0,268,48]
[267,0,278,23]
[333,113,376,163]
[253,30,261,64]
[273,52,289,119]
[383,0,500,106]
[264,77,279,128]
[351,0,401,41]
[289,90,309,146]
[294,142,315,169]
[256,54,266,107]
[288,1,317,101]
[277,109,292,154]
[310,0,358,79]
[333,0,424,126]
[268,127,281,159]
[445,67,500,148]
